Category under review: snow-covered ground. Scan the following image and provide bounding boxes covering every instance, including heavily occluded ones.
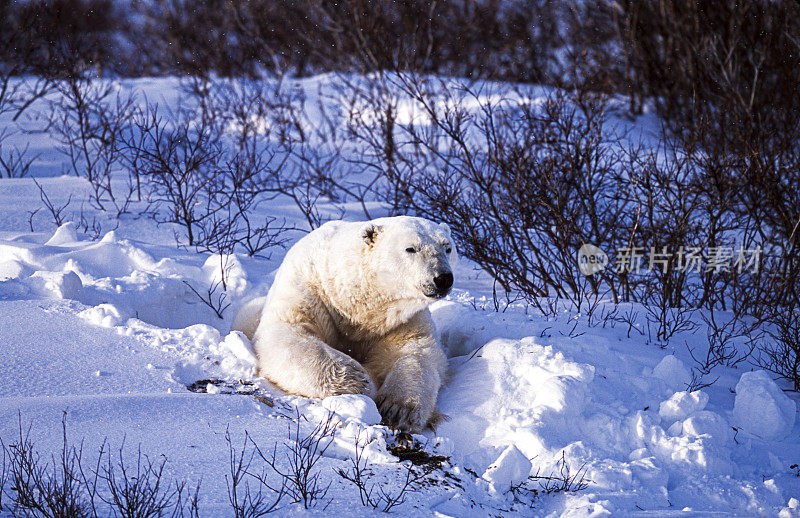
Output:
[0,76,798,517]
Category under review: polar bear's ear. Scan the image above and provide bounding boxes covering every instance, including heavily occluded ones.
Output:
[439,222,452,236]
[362,224,382,246]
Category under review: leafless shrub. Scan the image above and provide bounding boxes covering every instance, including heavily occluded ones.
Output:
[224,430,285,518]
[507,452,588,507]
[612,0,800,134]
[1,413,205,518]
[191,152,293,257]
[490,279,526,314]
[182,276,232,320]
[0,17,51,178]
[611,1,800,325]
[98,443,186,518]
[1,0,573,82]
[275,125,350,229]
[0,2,52,118]
[591,303,619,330]
[0,439,5,512]
[133,0,562,82]
[235,216,292,259]
[532,452,589,494]
[0,142,36,178]
[123,82,297,255]
[614,306,644,338]
[687,309,760,389]
[336,431,429,512]
[173,484,201,518]
[558,2,624,96]
[50,76,138,215]
[75,205,117,241]
[5,0,121,79]
[121,106,225,246]
[252,413,335,509]
[26,210,40,233]
[297,0,561,80]
[643,306,698,349]
[185,75,358,232]
[133,0,266,78]
[756,308,800,391]
[214,75,361,229]
[33,179,72,228]
[2,412,102,518]
[560,0,800,373]
[1,80,53,128]
[685,369,718,393]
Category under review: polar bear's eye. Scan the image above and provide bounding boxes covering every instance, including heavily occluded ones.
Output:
[405,247,417,253]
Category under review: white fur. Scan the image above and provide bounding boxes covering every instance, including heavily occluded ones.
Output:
[232,216,457,431]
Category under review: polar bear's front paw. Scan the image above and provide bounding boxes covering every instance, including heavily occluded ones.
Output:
[375,389,427,432]
[321,357,375,396]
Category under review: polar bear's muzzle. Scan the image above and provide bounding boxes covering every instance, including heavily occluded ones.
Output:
[423,271,454,299]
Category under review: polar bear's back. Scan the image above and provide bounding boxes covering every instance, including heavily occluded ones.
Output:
[278,219,368,281]
[287,220,364,261]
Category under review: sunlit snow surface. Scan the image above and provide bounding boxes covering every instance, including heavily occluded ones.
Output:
[0,76,798,516]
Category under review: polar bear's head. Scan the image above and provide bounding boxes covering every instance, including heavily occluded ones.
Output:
[363,216,458,302]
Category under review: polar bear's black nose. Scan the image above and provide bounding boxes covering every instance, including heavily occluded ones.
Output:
[434,272,454,293]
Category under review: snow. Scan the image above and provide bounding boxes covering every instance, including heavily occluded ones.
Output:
[322,394,383,426]
[210,331,258,379]
[651,355,692,390]
[481,445,533,494]
[44,221,79,245]
[781,498,800,518]
[0,75,798,516]
[733,370,797,440]
[658,390,709,423]
[79,302,126,327]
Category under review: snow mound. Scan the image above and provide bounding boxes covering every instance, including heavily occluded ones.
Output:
[627,409,732,474]
[434,327,746,511]
[33,269,83,299]
[0,228,252,329]
[208,331,257,379]
[780,498,800,518]
[431,300,491,357]
[681,411,731,440]
[202,253,249,297]
[659,390,709,423]
[732,370,796,440]
[481,444,532,494]
[322,394,382,425]
[292,397,395,464]
[438,337,595,471]
[125,322,260,383]
[652,355,692,390]
[45,222,78,245]
[79,303,128,327]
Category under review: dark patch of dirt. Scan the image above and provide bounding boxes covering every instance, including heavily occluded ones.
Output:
[388,432,449,468]
[185,378,274,406]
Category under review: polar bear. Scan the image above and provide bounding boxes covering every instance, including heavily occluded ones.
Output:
[231,216,457,431]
